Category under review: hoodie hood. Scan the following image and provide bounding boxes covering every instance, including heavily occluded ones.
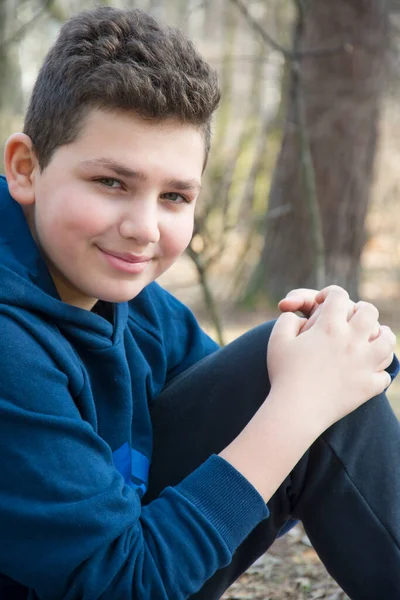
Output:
[0,176,128,348]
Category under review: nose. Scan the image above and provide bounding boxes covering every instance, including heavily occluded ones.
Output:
[118,199,160,246]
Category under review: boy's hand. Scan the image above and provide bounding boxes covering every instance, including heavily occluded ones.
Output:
[268,287,395,434]
[221,288,395,502]
[278,285,355,332]
[278,285,382,339]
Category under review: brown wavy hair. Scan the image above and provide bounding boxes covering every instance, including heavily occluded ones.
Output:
[24,6,220,170]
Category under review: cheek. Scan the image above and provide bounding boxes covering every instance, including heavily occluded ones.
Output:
[37,193,110,245]
[162,213,194,257]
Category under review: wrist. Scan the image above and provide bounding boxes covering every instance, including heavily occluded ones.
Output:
[264,385,327,441]
[219,389,321,502]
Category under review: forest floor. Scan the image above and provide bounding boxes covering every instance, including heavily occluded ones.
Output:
[221,523,349,600]
[159,238,400,600]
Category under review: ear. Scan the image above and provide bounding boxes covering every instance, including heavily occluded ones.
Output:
[4,133,38,206]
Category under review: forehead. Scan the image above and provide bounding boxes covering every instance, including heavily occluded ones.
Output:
[70,109,206,174]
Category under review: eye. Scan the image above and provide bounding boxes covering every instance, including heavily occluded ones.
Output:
[162,192,188,204]
[95,177,124,190]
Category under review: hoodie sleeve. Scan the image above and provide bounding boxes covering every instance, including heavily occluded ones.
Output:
[0,313,268,600]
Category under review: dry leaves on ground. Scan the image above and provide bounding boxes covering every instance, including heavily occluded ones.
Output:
[222,525,349,600]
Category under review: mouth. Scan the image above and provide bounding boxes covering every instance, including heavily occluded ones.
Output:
[98,247,152,274]
[102,249,151,263]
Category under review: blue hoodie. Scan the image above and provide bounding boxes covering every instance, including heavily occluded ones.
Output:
[0,176,269,599]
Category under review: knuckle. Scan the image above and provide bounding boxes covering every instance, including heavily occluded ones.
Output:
[329,285,349,299]
[323,317,344,337]
[356,301,379,319]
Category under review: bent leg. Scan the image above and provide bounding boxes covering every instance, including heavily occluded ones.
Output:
[146,321,400,599]
[293,395,400,599]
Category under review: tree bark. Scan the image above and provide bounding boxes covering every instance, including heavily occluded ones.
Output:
[259,0,389,301]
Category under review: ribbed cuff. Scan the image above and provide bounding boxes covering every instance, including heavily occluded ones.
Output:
[176,454,269,553]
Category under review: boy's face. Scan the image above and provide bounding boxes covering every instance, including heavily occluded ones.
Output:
[27,110,204,310]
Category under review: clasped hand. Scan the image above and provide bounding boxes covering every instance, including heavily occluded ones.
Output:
[267,285,396,432]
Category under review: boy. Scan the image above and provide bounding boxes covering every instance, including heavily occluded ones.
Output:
[0,5,399,599]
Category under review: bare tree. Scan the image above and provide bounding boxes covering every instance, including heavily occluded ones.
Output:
[257,0,389,300]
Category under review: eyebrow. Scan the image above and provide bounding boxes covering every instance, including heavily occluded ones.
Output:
[79,158,202,192]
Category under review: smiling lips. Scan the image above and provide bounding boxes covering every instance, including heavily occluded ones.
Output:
[99,247,152,274]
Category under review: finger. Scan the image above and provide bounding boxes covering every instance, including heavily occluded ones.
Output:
[316,286,350,325]
[368,322,381,342]
[315,285,350,305]
[371,371,392,398]
[304,297,355,333]
[349,301,379,337]
[377,352,395,373]
[300,304,323,333]
[369,327,396,366]
[278,289,319,316]
[379,325,397,346]
[315,285,356,321]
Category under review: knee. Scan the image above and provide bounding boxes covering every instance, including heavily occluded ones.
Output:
[238,319,277,350]
[219,319,277,378]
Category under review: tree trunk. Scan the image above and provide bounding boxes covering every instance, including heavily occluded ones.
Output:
[0,0,23,170]
[258,0,388,301]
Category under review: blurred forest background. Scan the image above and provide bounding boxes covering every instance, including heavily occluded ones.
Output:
[1,1,399,597]
[2,0,400,341]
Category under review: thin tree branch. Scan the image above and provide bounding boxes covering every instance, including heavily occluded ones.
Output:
[229,0,349,61]
[186,246,225,346]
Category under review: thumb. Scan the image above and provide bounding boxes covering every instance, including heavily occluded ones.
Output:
[267,313,306,375]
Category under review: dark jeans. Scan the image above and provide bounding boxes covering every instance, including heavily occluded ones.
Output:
[146,321,400,600]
